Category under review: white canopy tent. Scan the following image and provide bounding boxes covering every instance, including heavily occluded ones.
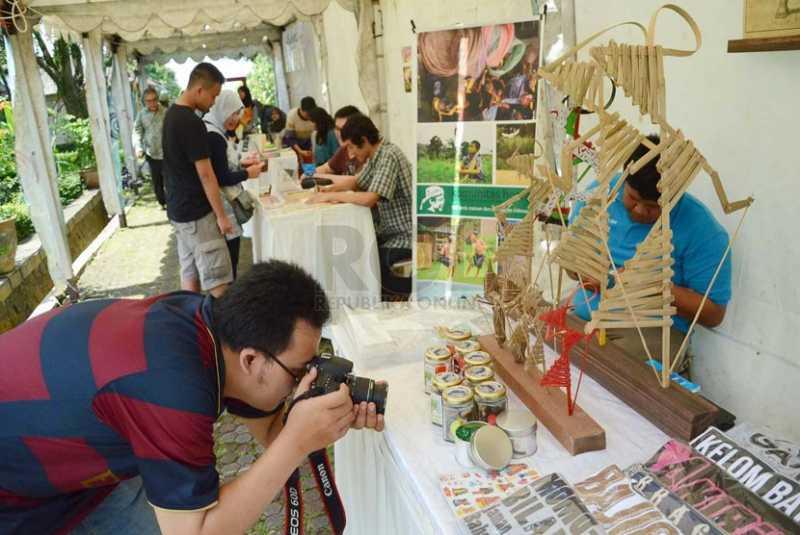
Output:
[2,0,376,288]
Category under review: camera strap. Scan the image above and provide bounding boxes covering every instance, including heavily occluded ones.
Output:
[282,391,347,535]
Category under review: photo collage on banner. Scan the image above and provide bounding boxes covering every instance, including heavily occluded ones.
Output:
[415,19,540,302]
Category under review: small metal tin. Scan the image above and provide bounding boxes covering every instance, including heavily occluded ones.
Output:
[442,385,475,443]
[452,421,486,468]
[424,346,452,394]
[430,371,462,426]
[464,365,495,387]
[463,350,492,368]
[496,409,538,458]
[454,339,481,355]
[440,327,472,341]
[473,381,508,422]
[469,425,513,471]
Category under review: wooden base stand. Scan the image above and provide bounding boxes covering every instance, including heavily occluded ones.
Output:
[479,335,606,456]
[564,315,730,440]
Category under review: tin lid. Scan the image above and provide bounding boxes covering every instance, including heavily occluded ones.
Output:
[470,425,513,470]
[454,339,481,354]
[464,365,494,383]
[473,381,507,401]
[440,326,472,341]
[443,385,474,405]
[463,350,492,367]
[433,371,462,390]
[425,346,452,362]
[496,409,537,435]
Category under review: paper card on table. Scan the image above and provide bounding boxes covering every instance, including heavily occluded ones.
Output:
[689,427,800,528]
[439,463,540,519]
[727,422,800,483]
[625,464,724,535]
[458,473,603,535]
[644,436,798,533]
[574,464,680,534]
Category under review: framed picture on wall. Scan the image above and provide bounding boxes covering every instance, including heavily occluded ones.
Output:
[744,0,800,38]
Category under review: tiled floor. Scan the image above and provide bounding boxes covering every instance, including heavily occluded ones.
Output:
[76,188,333,534]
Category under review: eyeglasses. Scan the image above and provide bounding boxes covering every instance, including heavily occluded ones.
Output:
[265,349,304,384]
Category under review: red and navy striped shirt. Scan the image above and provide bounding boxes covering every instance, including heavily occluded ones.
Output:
[0,292,242,534]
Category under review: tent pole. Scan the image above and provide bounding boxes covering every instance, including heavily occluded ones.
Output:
[4,28,74,285]
[110,40,139,187]
[82,30,126,227]
[270,39,291,112]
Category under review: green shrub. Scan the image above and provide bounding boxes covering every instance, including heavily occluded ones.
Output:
[0,195,34,241]
[52,111,95,170]
[0,105,90,242]
[58,173,84,205]
[0,127,18,205]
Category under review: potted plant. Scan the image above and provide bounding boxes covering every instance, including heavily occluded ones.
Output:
[0,205,17,274]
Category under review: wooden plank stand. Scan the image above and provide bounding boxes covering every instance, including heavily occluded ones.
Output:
[479,335,606,456]
[564,315,727,440]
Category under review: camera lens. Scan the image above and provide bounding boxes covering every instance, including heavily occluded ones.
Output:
[348,376,388,415]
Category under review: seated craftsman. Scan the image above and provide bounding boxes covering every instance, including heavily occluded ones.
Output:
[308,114,413,301]
[568,134,731,371]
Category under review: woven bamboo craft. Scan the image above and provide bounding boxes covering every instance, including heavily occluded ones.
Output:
[535,5,751,387]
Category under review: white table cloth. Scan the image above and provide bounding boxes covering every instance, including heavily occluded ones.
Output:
[245,197,381,310]
[328,303,669,535]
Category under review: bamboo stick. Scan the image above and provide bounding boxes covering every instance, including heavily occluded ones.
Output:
[593,305,677,318]
[592,319,673,330]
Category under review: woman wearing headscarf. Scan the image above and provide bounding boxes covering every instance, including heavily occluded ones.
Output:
[203,89,264,278]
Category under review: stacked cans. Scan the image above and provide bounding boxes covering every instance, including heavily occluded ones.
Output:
[424,333,508,443]
[423,328,537,469]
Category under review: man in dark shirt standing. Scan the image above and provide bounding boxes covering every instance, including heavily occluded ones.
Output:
[163,62,233,297]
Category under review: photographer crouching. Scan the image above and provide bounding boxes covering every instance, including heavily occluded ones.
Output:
[0,260,385,535]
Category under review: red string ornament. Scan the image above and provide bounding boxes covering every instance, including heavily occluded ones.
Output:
[538,304,592,415]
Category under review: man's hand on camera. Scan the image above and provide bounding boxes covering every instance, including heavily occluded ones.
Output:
[284,368,355,456]
[351,398,385,432]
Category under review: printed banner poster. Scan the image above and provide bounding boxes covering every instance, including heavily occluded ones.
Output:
[418,21,540,123]
[414,19,540,302]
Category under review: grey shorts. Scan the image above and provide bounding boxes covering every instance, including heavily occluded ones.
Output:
[171,211,233,291]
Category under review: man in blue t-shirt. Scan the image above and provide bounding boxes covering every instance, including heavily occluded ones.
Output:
[568,134,732,368]
[0,261,384,535]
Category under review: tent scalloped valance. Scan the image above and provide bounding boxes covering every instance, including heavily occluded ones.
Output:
[30,0,353,42]
[132,28,281,56]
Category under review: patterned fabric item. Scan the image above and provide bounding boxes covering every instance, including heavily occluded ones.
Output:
[0,293,262,534]
[356,141,413,249]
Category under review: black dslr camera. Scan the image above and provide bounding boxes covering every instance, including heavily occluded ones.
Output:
[307,354,387,414]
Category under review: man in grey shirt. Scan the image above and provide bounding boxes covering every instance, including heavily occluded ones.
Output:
[135,87,167,208]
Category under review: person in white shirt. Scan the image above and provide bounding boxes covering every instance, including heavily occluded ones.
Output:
[284,96,317,161]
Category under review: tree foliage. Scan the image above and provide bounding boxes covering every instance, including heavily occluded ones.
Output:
[33,31,88,118]
[144,62,181,101]
[248,54,276,106]
[427,135,443,158]
[0,39,10,99]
